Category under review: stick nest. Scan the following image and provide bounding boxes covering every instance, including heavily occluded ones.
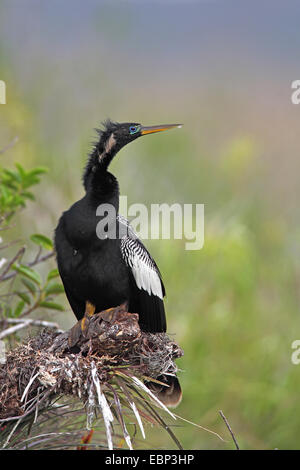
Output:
[0,305,183,422]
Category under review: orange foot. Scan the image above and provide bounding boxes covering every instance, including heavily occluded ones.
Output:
[68,301,95,348]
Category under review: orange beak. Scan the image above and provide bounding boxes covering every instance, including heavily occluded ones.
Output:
[141,123,183,135]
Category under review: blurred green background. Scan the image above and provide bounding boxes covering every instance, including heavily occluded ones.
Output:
[1,0,300,450]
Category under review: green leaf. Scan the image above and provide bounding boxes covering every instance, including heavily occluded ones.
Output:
[28,167,48,176]
[22,191,35,201]
[13,264,42,285]
[44,281,64,296]
[3,169,20,183]
[21,278,37,296]
[15,163,26,179]
[14,300,26,317]
[30,234,53,251]
[17,292,31,305]
[47,268,60,281]
[22,176,40,189]
[1,185,9,200]
[3,305,12,318]
[39,301,65,311]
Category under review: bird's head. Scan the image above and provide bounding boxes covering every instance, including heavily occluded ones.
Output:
[84,119,182,189]
[97,120,182,159]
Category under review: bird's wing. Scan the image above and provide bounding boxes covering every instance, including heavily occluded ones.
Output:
[118,215,165,300]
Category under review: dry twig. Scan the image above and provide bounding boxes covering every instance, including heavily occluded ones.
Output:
[0,318,63,340]
[0,137,19,155]
[219,409,239,450]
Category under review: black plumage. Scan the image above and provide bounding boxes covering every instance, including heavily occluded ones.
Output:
[55,120,181,332]
[54,119,182,405]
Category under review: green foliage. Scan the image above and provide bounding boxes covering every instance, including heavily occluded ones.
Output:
[13,264,42,285]
[30,234,53,251]
[0,150,65,329]
[0,162,47,220]
[7,264,65,318]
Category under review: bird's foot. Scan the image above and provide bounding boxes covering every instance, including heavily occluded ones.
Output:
[84,301,96,319]
[68,301,96,348]
[68,302,130,349]
[80,301,96,336]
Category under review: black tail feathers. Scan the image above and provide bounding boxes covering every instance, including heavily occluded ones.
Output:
[145,374,182,408]
[130,289,167,333]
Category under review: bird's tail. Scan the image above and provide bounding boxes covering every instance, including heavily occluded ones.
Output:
[145,375,182,408]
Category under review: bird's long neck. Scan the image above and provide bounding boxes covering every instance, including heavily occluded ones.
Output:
[83,146,120,211]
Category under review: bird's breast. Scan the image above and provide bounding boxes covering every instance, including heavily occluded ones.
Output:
[59,236,129,304]
[55,200,130,308]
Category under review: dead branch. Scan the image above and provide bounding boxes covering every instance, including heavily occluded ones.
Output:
[0,137,19,155]
[0,251,54,283]
[0,246,26,281]
[0,318,63,340]
[219,410,240,450]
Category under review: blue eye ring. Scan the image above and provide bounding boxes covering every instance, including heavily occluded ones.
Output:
[129,125,140,135]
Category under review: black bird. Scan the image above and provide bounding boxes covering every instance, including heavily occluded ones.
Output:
[54,120,182,406]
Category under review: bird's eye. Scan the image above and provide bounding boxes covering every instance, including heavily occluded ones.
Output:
[129,125,140,135]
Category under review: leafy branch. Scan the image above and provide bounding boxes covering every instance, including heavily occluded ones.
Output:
[0,140,65,331]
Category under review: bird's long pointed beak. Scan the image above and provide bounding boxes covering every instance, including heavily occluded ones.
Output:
[140,123,183,135]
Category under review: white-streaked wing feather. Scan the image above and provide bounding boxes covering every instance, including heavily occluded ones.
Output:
[118,216,164,300]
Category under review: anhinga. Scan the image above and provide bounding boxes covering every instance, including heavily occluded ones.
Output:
[54,120,182,406]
